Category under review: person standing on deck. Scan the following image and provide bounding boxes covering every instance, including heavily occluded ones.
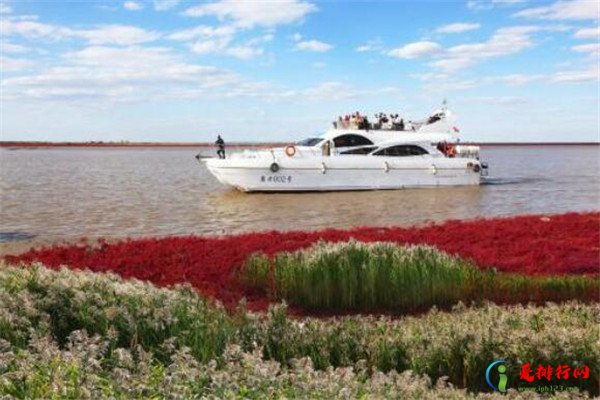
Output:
[216,135,226,159]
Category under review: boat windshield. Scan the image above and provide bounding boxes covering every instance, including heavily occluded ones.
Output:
[297,137,324,147]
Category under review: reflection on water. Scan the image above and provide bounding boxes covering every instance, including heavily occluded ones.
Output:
[0,145,598,240]
[0,231,36,243]
[205,185,486,233]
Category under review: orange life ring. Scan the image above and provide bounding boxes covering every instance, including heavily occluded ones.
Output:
[285,144,296,157]
[447,145,456,157]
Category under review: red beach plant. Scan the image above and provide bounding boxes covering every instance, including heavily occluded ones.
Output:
[4,212,599,311]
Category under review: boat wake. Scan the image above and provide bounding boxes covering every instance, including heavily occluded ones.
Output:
[481,177,543,186]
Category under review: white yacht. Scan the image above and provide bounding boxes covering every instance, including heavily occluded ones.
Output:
[202,105,488,192]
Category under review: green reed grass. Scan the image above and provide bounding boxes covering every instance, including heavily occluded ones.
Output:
[0,263,235,365]
[489,273,599,304]
[242,241,599,312]
[259,302,599,395]
[1,264,598,397]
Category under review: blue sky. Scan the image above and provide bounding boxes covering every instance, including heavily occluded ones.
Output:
[0,0,598,142]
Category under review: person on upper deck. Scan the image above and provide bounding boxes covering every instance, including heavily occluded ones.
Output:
[363,115,370,131]
[350,114,358,129]
[391,114,400,130]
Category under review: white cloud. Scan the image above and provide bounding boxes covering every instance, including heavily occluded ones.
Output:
[1,46,242,100]
[154,0,179,11]
[410,72,451,81]
[5,14,39,21]
[1,40,30,53]
[183,0,317,28]
[97,4,119,12]
[218,81,283,99]
[0,2,11,14]
[423,79,480,92]
[411,72,482,92]
[552,67,598,83]
[466,96,528,105]
[447,26,537,56]
[467,0,527,11]
[66,46,192,70]
[414,68,591,94]
[302,81,401,101]
[188,39,264,59]
[168,25,236,41]
[356,45,373,52]
[388,41,441,59]
[514,0,599,20]
[488,70,596,86]
[295,39,332,52]
[225,46,264,59]
[190,37,232,54]
[0,19,73,40]
[1,19,159,45]
[302,82,351,99]
[466,1,492,11]
[355,39,384,53]
[430,25,562,72]
[574,27,600,39]
[170,25,265,59]
[247,33,274,45]
[571,43,600,56]
[487,73,543,85]
[435,22,481,34]
[79,25,160,45]
[177,1,316,59]
[1,56,34,71]
[124,1,143,11]
[429,57,476,71]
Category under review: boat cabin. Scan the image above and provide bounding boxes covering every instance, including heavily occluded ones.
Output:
[296,130,477,159]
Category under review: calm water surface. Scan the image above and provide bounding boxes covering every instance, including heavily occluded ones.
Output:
[1,145,598,241]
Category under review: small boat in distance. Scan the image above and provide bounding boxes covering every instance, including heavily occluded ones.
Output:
[202,103,488,192]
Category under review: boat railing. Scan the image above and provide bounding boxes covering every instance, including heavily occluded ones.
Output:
[332,121,418,132]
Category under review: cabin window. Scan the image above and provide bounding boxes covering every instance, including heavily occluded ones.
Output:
[373,145,428,157]
[333,134,373,147]
[297,137,323,146]
[340,146,377,155]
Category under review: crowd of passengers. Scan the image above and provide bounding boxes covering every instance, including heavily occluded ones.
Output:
[333,111,443,131]
[333,112,414,131]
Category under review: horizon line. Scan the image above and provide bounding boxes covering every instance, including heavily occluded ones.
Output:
[1,140,599,148]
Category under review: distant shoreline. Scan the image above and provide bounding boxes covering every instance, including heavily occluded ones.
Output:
[1,141,598,148]
[0,141,280,148]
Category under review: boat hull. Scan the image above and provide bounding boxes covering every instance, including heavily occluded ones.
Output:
[205,156,481,192]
